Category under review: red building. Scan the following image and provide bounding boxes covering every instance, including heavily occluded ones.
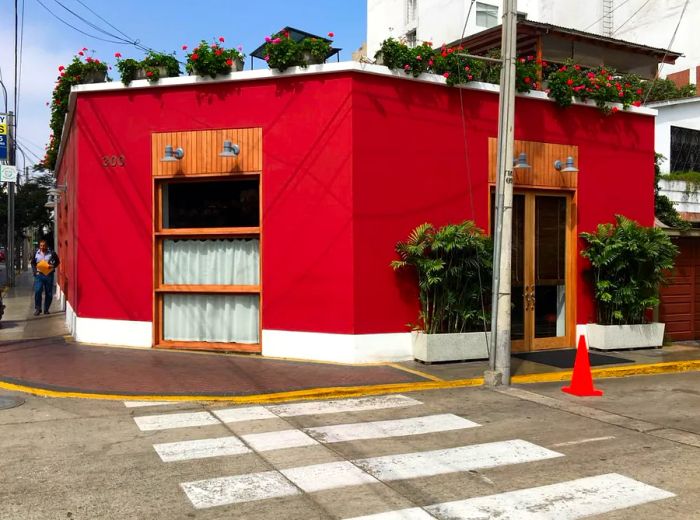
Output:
[54,62,655,362]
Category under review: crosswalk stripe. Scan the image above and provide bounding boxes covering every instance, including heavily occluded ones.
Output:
[133,411,219,431]
[153,436,251,462]
[181,470,301,509]
[424,473,675,519]
[123,401,175,408]
[305,414,479,443]
[267,395,422,417]
[280,461,381,493]
[354,440,562,481]
[347,509,436,520]
[241,429,319,452]
[212,406,277,423]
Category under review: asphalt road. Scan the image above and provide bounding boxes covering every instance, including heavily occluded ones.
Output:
[0,372,698,519]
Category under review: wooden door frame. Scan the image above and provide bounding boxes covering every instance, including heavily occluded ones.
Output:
[489,188,577,352]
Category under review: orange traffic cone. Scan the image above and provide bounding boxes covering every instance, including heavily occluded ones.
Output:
[562,335,603,397]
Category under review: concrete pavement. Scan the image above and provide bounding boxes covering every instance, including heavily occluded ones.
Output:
[1,269,700,401]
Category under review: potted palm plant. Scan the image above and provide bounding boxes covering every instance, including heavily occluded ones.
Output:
[581,215,678,350]
[392,221,492,362]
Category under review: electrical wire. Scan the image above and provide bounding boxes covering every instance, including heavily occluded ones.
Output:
[74,0,135,43]
[582,0,635,32]
[456,0,491,355]
[612,0,653,36]
[643,0,690,105]
[34,0,129,44]
[16,0,25,138]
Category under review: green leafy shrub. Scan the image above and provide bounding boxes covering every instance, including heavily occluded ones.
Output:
[263,30,334,72]
[655,154,693,230]
[580,215,678,325]
[391,221,492,334]
[185,37,244,78]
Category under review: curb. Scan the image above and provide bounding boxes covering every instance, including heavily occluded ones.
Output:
[1,359,699,403]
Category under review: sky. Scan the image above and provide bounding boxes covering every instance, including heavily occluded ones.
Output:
[0,0,367,172]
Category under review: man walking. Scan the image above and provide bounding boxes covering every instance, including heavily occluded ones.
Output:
[31,239,60,316]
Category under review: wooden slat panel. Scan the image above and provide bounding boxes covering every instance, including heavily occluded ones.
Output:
[488,138,578,189]
[152,127,263,176]
[155,226,260,237]
[155,341,262,353]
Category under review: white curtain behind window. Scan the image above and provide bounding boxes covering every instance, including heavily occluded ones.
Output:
[163,239,259,285]
[164,294,259,343]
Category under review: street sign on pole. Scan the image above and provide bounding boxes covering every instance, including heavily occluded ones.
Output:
[1,164,17,183]
[0,113,7,160]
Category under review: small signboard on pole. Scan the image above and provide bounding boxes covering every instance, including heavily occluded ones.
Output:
[1,164,17,183]
[0,113,8,160]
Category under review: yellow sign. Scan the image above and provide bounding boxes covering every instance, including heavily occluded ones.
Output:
[0,123,6,134]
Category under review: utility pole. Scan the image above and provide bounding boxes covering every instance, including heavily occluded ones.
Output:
[7,112,15,287]
[485,0,518,387]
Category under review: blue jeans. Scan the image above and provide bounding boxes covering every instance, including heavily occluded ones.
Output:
[34,273,54,313]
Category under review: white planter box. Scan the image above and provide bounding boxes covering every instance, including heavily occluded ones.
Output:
[587,323,665,350]
[412,331,490,363]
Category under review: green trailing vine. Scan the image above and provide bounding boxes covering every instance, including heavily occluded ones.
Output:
[655,154,692,230]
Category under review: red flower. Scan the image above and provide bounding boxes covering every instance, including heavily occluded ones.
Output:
[524,77,531,84]
[219,36,225,42]
[527,55,533,61]
[146,71,153,77]
[78,51,84,56]
[566,78,574,85]
[443,72,450,78]
[191,53,199,60]
[328,32,334,38]
[574,65,580,70]
[416,55,422,61]
[632,100,642,107]
[636,88,643,95]
[82,47,88,51]
[86,56,93,63]
[612,107,619,113]
[58,65,65,71]
[226,58,233,66]
[95,59,100,64]
[114,52,122,58]
[215,49,223,56]
[182,45,188,50]
[518,57,525,63]
[467,74,473,80]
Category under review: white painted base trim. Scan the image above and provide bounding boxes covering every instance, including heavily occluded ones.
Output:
[261,329,413,363]
[73,315,153,348]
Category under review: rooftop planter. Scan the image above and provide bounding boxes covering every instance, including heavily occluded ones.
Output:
[581,215,678,350]
[114,50,180,85]
[184,37,245,78]
[262,30,335,72]
[391,221,492,362]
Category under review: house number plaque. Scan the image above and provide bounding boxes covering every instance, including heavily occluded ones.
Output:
[102,154,126,167]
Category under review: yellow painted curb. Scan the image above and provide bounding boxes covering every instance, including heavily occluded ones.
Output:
[0,359,698,403]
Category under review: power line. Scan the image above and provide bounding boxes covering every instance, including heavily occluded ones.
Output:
[52,0,136,45]
[613,0,653,36]
[583,0,635,32]
[34,0,128,44]
[643,0,690,105]
[16,0,25,138]
[74,0,135,43]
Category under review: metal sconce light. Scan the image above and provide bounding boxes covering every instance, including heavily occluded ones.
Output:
[44,192,57,209]
[161,145,184,162]
[513,152,531,169]
[219,140,240,157]
[554,156,579,172]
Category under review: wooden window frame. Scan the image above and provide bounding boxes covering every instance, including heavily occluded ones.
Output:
[153,174,263,353]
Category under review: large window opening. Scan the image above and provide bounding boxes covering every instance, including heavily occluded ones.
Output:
[671,126,700,172]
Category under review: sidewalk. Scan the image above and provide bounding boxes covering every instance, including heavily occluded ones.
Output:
[1,269,699,401]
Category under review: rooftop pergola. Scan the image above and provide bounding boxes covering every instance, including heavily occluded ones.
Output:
[249,26,341,69]
[451,20,682,79]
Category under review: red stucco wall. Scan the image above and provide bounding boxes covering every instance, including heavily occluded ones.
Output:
[59,70,655,338]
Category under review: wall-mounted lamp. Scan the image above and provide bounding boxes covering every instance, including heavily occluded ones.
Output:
[554,156,579,172]
[513,152,531,169]
[219,140,240,157]
[161,145,184,162]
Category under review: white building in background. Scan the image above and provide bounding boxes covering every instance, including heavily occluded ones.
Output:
[367,0,700,80]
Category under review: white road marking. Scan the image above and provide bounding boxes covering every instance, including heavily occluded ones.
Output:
[153,436,251,462]
[123,401,175,408]
[267,395,422,417]
[181,470,300,509]
[354,440,563,481]
[305,414,479,443]
[551,436,616,447]
[425,473,675,519]
[281,461,380,493]
[133,411,219,431]
[241,429,319,452]
[346,508,436,519]
[212,406,277,423]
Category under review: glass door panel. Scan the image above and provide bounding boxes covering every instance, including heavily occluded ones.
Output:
[534,196,567,340]
[511,195,526,341]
